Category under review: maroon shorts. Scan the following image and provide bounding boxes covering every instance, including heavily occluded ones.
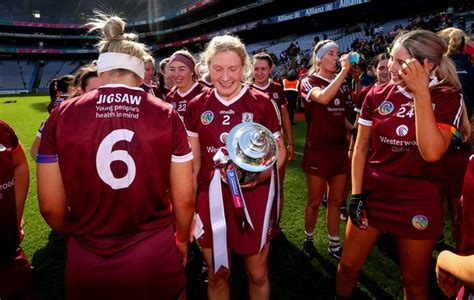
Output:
[0,248,34,299]
[363,165,442,240]
[196,178,279,255]
[65,226,185,300]
[441,149,472,199]
[301,149,349,179]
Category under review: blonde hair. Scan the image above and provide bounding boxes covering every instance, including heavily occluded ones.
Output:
[308,40,336,75]
[201,35,252,83]
[143,55,155,65]
[87,12,149,61]
[393,29,461,89]
[437,27,468,56]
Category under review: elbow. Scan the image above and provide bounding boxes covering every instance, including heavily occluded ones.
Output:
[420,152,443,163]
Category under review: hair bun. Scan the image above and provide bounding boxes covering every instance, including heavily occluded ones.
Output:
[103,16,126,40]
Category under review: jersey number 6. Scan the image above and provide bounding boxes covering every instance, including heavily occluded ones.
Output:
[96,129,136,190]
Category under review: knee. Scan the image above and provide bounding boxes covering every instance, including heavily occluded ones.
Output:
[338,257,363,277]
[402,276,427,297]
[247,269,269,287]
[306,197,322,210]
[207,270,230,290]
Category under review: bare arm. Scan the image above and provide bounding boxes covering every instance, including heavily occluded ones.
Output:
[351,124,371,194]
[12,144,29,227]
[170,160,194,266]
[460,100,471,142]
[189,136,201,197]
[280,107,294,161]
[309,53,351,105]
[37,162,67,232]
[401,58,452,162]
[30,136,41,160]
[436,250,474,297]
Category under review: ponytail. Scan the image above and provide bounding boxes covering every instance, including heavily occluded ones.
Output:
[435,55,461,90]
[49,79,58,101]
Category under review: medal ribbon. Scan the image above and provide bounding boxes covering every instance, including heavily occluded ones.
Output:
[225,163,254,230]
[209,169,229,274]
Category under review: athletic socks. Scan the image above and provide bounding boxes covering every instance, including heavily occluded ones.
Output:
[304,231,314,242]
[328,235,341,252]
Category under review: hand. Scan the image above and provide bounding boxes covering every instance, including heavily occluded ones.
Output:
[176,238,188,267]
[240,167,272,189]
[398,58,431,97]
[339,52,352,74]
[436,251,462,298]
[349,194,369,229]
[287,144,295,161]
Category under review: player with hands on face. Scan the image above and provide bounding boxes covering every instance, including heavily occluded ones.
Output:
[337,30,464,299]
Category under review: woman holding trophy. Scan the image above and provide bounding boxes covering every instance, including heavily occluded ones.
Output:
[185,35,286,300]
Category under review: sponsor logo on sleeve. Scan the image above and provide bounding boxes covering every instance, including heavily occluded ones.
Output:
[201,111,214,125]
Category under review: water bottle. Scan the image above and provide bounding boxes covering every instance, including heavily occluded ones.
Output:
[349,52,360,64]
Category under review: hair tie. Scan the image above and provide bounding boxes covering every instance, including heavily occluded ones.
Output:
[316,42,338,61]
[169,53,195,73]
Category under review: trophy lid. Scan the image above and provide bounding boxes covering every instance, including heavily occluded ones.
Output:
[226,122,278,173]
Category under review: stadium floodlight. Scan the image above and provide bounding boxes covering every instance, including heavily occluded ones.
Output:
[33,11,41,19]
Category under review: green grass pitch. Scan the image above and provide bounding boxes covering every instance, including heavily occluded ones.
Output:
[0,94,453,299]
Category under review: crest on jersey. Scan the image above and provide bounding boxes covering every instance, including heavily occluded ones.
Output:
[220,132,229,144]
[242,112,254,123]
[334,98,340,106]
[171,102,177,110]
[201,111,214,125]
[412,215,428,230]
[0,144,5,152]
[378,101,394,115]
[273,92,279,99]
[396,125,409,137]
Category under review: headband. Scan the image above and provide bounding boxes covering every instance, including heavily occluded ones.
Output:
[169,53,195,73]
[316,42,339,61]
[97,52,145,80]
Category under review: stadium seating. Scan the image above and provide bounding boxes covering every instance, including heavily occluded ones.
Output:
[38,61,81,90]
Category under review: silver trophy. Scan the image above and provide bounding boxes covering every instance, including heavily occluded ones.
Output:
[213,122,278,184]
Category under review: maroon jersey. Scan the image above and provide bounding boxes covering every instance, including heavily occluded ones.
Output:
[299,74,350,150]
[48,94,69,113]
[185,85,281,186]
[341,80,356,122]
[355,84,374,114]
[140,81,160,98]
[0,121,21,262]
[458,155,474,256]
[157,85,170,102]
[37,84,192,256]
[198,78,213,89]
[166,81,208,117]
[251,82,287,110]
[359,81,463,179]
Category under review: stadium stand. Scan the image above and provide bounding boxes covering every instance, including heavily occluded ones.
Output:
[38,61,81,90]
